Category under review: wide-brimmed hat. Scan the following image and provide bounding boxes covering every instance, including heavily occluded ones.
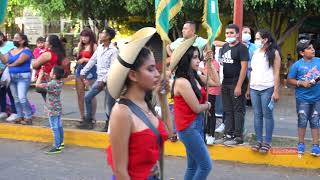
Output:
[107,27,156,99]
[169,36,197,71]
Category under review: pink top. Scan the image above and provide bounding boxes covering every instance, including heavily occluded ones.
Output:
[205,60,221,95]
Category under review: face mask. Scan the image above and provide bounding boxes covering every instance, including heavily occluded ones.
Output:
[225,37,236,44]
[242,33,251,42]
[13,41,20,47]
[254,40,263,48]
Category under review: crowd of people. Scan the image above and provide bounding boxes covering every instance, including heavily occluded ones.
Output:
[0,21,320,179]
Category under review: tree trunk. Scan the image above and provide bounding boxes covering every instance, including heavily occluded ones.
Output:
[277,15,310,46]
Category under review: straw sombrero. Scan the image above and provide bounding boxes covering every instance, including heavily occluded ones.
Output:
[107,27,156,99]
[169,36,197,71]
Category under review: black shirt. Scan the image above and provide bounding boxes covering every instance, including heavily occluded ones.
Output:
[220,42,249,85]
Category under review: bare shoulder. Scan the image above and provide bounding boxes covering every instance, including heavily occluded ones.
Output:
[110,103,132,125]
[175,78,192,88]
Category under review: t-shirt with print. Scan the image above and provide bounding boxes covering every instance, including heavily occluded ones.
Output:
[288,57,320,103]
[43,79,63,116]
[220,42,249,85]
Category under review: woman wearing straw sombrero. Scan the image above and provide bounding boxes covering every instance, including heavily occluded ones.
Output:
[169,36,220,179]
[106,27,173,180]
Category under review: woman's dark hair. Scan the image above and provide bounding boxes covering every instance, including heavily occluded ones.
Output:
[53,66,65,80]
[78,28,97,59]
[173,46,204,99]
[257,30,281,67]
[48,35,66,65]
[125,47,157,115]
[16,33,29,47]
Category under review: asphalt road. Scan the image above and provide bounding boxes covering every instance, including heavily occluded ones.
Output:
[0,139,319,180]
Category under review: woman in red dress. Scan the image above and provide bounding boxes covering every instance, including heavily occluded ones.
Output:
[106,27,172,180]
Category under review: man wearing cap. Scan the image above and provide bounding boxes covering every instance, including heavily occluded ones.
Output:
[77,27,118,130]
[288,39,320,156]
[166,21,207,58]
[0,31,18,122]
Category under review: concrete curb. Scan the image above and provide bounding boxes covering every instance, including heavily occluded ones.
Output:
[0,123,319,169]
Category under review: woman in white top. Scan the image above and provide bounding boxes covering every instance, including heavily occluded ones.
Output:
[245,30,281,153]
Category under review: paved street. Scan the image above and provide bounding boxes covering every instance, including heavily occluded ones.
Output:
[28,85,311,138]
[0,139,319,180]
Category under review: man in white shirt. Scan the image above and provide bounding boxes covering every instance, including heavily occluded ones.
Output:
[78,27,118,130]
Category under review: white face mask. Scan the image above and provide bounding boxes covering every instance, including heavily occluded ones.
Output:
[225,37,236,44]
[254,40,263,48]
[242,33,251,42]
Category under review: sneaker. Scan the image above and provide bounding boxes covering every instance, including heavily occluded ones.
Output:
[215,123,225,133]
[311,144,320,156]
[224,137,244,147]
[215,113,223,118]
[297,143,305,154]
[206,136,215,145]
[6,113,18,122]
[46,147,62,155]
[214,134,233,144]
[58,143,65,150]
[0,112,8,119]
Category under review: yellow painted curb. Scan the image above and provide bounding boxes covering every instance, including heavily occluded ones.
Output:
[0,123,319,169]
[64,79,76,85]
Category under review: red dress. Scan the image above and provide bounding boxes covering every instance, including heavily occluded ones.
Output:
[173,87,207,131]
[107,120,168,180]
[35,49,58,81]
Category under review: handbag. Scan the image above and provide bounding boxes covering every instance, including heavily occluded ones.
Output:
[118,98,163,180]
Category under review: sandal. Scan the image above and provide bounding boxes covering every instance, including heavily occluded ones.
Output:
[20,119,32,125]
[251,142,262,152]
[259,143,271,154]
[14,118,23,124]
[170,133,178,142]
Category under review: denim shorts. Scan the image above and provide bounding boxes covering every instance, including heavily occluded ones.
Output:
[296,101,320,128]
[75,64,97,80]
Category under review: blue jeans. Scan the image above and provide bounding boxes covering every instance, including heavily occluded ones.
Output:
[85,81,103,122]
[0,85,16,113]
[169,104,176,133]
[177,113,212,180]
[104,83,115,121]
[296,101,320,129]
[49,115,64,148]
[9,72,32,119]
[250,87,274,144]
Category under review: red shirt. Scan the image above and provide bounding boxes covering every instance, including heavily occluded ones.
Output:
[35,49,58,81]
[79,50,93,59]
[107,120,168,180]
[174,87,207,131]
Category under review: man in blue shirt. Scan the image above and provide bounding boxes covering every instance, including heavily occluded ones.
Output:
[0,31,17,122]
[288,39,320,156]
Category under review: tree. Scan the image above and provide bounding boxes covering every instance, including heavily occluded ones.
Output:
[245,0,320,46]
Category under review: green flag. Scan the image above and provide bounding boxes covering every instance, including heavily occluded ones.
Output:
[0,0,8,24]
[202,0,222,47]
[155,0,183,42]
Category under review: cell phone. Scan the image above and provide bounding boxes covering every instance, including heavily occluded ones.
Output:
[268,99,274,110]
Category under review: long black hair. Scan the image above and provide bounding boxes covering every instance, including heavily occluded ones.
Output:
[47,35,66,65]
[257,30,281,67]
[173,46,204,99]
[124,47,157,116]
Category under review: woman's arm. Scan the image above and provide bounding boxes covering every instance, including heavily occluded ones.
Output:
[175,78,211,114]
[7,52,31,67]
[32,52,51,69]
[0,53,9,64]
[109,105,132,180]
[272,50,281,102]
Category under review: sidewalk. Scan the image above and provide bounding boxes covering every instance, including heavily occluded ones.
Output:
[29,80,311,138]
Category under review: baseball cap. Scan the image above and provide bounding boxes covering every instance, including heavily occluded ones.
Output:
[296,39,311,54]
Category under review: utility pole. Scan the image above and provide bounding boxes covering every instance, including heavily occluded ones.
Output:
[233,0,243,36]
